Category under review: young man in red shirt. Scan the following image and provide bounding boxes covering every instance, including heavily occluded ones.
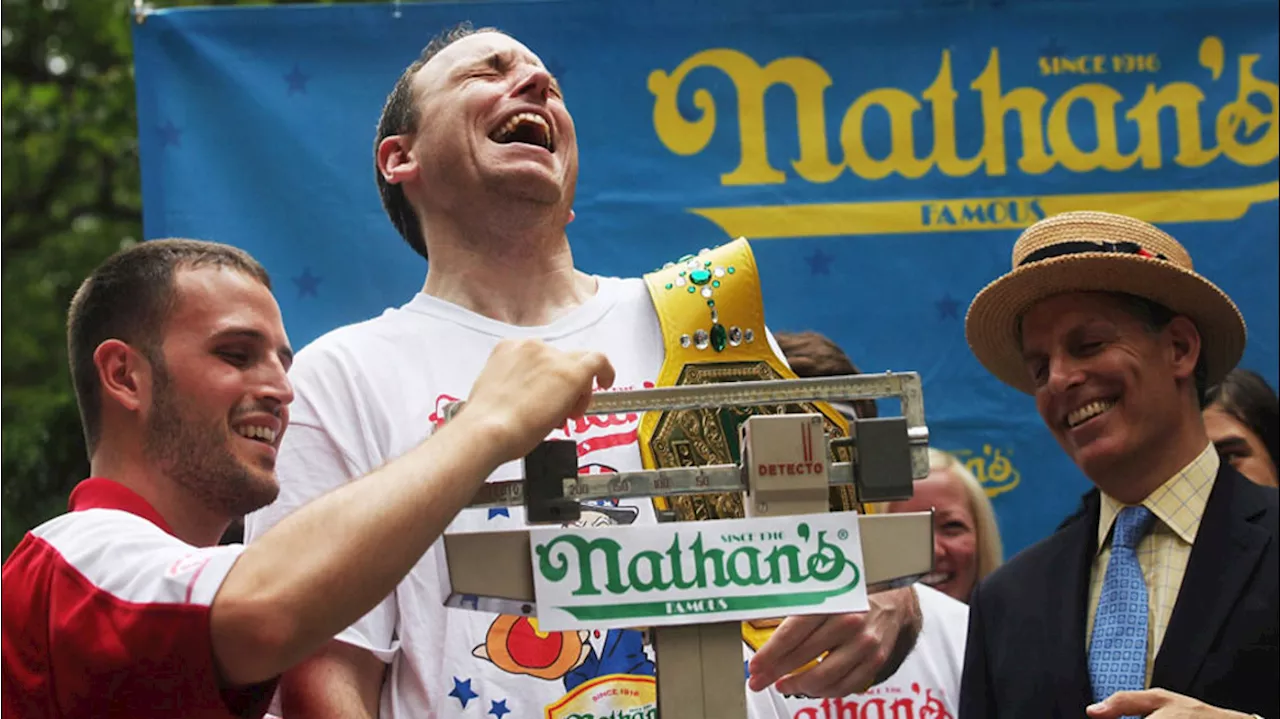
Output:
[2,238,614,718]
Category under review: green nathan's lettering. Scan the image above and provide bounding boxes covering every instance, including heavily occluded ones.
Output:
[536,535,627,596]
[535,522,855,596]
[665,597,731,614]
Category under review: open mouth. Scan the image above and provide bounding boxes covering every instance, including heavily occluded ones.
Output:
[1065,399,1117,429]
[489,112,555,152]
[234,425,278,445]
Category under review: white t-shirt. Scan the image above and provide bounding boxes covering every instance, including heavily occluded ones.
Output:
[745,584,967,719]
[246,275,942,718]
[247,277,679,718]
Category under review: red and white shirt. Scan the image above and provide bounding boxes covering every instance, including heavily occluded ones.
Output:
[2,478,276,719]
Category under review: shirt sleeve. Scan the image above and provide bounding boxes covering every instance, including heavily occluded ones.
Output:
[243,343,401,662]
[9,512,275,718]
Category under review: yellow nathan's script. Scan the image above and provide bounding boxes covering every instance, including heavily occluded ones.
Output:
[648,36,1278,238]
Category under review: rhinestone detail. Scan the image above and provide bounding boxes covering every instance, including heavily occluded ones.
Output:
[710,324,728,352]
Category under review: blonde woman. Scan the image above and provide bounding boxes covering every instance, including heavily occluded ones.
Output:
[881,448,1004,604]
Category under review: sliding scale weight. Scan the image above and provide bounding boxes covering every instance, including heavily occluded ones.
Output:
[438,372,935,719]
[444,372,931,513]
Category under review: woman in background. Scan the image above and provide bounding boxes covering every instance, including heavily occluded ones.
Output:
[882,448,1004,604]
[1204,368,1279,488]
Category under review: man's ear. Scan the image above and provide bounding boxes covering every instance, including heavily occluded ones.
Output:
[1166,315,1202,382]
[94,339,152,414]
[377,134,418,186]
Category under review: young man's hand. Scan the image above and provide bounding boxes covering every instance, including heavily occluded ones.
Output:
[463,339,615,462]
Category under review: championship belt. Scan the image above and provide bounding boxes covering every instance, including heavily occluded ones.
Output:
[638,238,858,521]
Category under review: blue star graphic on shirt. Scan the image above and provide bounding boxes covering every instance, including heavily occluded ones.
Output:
[158,120,182,148]
[449,677,478,708]
[292,268,322,298]
[489,699,511,718]
[284,64,310,95]
[488,508,510,519]
[935,294,961,320]
[805,248,833,276]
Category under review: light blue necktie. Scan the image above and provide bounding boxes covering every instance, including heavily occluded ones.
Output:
[1089,505,1156,710]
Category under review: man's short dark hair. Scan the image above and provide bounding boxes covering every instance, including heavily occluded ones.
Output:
[373,22,501,261]
[1112,293,1210,408]
[67,239,271,455]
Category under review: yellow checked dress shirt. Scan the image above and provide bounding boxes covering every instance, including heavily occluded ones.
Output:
[1086,443,1220,685]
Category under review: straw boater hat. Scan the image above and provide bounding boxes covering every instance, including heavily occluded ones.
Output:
[966,211,1247,394]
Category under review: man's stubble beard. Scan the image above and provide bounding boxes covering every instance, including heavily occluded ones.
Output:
[144,358,280,519]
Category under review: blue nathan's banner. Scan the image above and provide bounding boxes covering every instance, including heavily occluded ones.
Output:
[134,0,1278,558]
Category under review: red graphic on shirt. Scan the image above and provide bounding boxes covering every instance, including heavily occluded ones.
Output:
[429,383,653,459]
[789,682,952,719]
[428,394,464,427]
[472,615,589,680]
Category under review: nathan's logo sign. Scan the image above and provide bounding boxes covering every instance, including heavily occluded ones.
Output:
[952,444,1022,499]
[648,36,1278,238]
[530,513,868,631]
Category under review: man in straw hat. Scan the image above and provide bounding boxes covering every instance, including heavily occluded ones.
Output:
[958,211,1277,718]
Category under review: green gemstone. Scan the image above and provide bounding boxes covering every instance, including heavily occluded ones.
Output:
[679,270,686,277]
[687,286,696,294]
[689,269,712,285]
[710,323,728,352]
[704,260,712,267]
[707,300,715,307]
[712,280,721,288]
[664,283,673,290]
[727,267,736,274]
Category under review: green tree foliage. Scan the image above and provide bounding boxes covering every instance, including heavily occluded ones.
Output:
[2,0,143,556]
[2,0,378,557]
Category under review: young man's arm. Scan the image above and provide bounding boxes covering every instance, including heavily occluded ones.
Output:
[256,404,394,718]
[277,641,383,718]
[210,339,615,686]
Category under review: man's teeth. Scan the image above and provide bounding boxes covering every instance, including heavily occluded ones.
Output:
[236,425,277,443]
[1066,400,1116,428]
[491,112,552,149]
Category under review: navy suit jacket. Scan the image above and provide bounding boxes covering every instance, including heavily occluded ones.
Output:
[960,463,1278,718]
